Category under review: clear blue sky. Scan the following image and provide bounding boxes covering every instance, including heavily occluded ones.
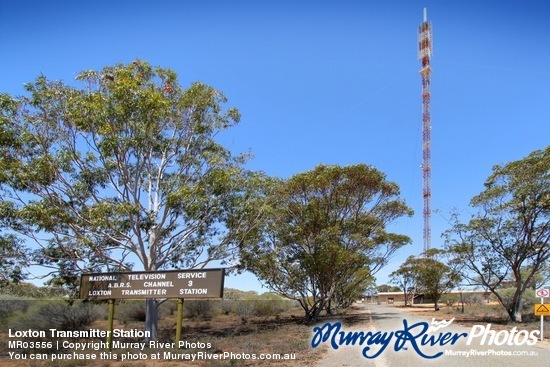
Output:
[1,0,549,292]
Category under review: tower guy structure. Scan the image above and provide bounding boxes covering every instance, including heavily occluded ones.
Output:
[418,8,432,253]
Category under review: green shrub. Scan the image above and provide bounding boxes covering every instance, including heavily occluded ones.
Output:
[220,299,235,315]
[521,289,537,309]
[497,288,536,311]
[219,293,295,318]
[115,300,178,324]
[0,282,69,298]
[0,295,33,320]
[8,300,103,332]
[253,299,291,317]
[115,300,147,324]
[463,293,484,306]
[494,287,538,321]
[184,300,220,320]
[159,299,178,316]
[232,301,255,319]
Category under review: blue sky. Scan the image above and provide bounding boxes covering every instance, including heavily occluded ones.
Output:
[1,0,549,291]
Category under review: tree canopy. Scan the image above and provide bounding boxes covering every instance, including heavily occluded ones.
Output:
[240,164,413,321]
[393,249,460,310]
[0,93,29,284]
[389,258,417,306]
[445,146,550,321]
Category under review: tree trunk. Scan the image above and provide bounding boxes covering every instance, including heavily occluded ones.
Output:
[305,310,312,322]
[326,300,333,315]
[508,308,523,322]
[507,295,524,322]
[146,229,159,340]
[145,299,159,340]
[305,300,325,323]
[298,298,314,323]
[312,303,324,322]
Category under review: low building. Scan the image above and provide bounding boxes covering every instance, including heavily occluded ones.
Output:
[372,290,491,305]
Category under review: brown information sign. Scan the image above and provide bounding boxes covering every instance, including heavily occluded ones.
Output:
[79,268,225,300]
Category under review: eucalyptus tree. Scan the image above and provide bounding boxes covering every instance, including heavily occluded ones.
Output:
[390,257,417,306]
[445,146,550,322]
[240,164,413,321]
[395,249,461,311]
[0,61,265,337]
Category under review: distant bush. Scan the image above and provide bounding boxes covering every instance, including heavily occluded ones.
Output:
[441,294,459,307]
[220,299,235,315]
[218,291,296,319]
[253,299,292,317]
[521,289,537,308]
[0,295,34,321]
[116,300,147,324]
[494,287,537,321]
[233,301,255,319]
[497,288,536,311]
[223,288,259,300]
[159,299,178,316]
[0,282,69,298]
[184,300,219,320]
[8,301,103,332]
[463,294,484,306]
[115,300,181,324]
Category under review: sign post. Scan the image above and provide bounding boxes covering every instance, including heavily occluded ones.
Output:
[107,299,115,351]
[535,287,549,342]
[80,269,225,348]
[175,299,184,347]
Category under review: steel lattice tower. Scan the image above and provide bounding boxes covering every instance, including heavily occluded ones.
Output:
[418,8,432,253]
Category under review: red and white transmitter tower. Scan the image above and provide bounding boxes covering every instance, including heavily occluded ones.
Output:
[418,8,433,253]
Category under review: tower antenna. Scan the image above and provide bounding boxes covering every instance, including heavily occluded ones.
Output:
[418,8,433,254]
